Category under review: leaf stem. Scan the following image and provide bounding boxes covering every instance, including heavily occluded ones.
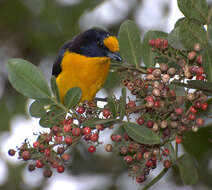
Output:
[175,141,178,159]
[141,168,169,190]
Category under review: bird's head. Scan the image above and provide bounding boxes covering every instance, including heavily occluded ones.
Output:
[68,28,122,62]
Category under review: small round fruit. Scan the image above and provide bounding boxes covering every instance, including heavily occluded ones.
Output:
[88,145,96,153]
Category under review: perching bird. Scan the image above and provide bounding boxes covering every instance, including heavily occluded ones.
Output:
[52,28,122,102]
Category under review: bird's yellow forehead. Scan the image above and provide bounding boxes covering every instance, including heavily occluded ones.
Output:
[103,36,119,52]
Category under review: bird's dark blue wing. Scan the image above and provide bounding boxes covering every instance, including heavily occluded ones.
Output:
[52,40,73,77]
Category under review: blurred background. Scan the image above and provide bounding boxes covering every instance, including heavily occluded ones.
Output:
[0,0,212,190]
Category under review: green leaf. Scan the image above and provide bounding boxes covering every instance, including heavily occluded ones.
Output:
[202,44,212,82]
[119,88,126,120]
[172,80,212,94]
[64,87,82,108]
[177,0,209,24]
[141,31,168,68]
[177,153,199,185]
[123,122,161,145]
[168,27,183,49]
[178,18,207,49]
[39,109,65,128]
[51,76,60,102]
[29,100,46,118]
[107,96,116,118]
[6,58,51,99]
[118,20,142,67]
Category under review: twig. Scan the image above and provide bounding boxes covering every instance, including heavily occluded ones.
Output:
[126,105,146,114]
[141,168,169,190]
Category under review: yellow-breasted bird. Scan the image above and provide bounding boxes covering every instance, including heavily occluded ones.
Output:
[52,28,122,102]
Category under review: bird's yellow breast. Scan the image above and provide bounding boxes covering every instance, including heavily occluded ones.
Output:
[56,51,110,102]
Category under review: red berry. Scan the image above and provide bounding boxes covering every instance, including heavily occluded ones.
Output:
[72,128,81,136]
[147,68,154,74]
[61,153,70,161]
[90,133,99,142]
[65,118,73,125]
[22,151,30,160]
[136,175,146,183]
[136,117,145,125]
[201,102,208,110]
[188,113,196,120]
[154,101,160,108]
[54,136,63,143]
[196,118,205,126]
[196,67,204,75]
[36,160,44,168]
[63,124,71,133]
[195,101,202,109]
[51,161,59,168]
[155,38,162,48]
[124,133,130,141]
[162,39,168,49]
[52,125,60,134]
[162,149,170,157]
[44,148,51,157]
[147,120,154,128]
[146,159,153,167]
[190,106,197,114]
[145,95,154,103]
[175,107,183,115]
[176,136,182,144]
[124,155,133,164]
[149,39,155,46]
[127,101,136,108]
[102,109,110,118]
[163,160,171,168]
[33,141,39,148]
[82,126,91,135]
[88,145,96,153]
[115,134,122,142]
[65,136,72,145]
[57,165,65,173]
[77,106,85,114]
[43,169,52,178]
[8,149,16,156]
[196,55,202,64]
[196,75,205,80]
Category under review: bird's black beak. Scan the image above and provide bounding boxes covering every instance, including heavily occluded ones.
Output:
[107,51,122,62]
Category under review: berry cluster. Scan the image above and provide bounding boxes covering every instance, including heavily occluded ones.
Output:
[8,39,209,184]
[8,103,113,178]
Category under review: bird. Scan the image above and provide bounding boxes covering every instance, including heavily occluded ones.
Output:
[52,28,122,103]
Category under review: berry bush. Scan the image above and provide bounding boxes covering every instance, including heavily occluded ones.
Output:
[6,1,212,189]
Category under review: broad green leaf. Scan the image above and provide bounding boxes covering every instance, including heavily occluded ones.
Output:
[141,31,168,68]
[107,96,116,118]
[202,44,212,82]
[39,109,65,128]
[29,100,46,118]
[178,18,207,49]
[64,87,82,108]
[123,122,161,145]
[168,27,183,49]
[6,58,51,99]
[172,80,212,94]
[177,0,209,24]
[51,76,60,102]
[118,20,142,67]
[119,88,126,120]
[177,153,199,185]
